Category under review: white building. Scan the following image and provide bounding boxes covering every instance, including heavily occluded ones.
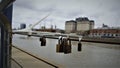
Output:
[65,20,76,33]
[76,17,94,32]
[65,17,94,34]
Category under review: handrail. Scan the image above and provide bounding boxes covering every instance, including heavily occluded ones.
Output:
[12,46,59,68]
[11,58,23,68]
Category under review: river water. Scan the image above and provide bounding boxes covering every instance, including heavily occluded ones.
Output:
[12,35,120,68]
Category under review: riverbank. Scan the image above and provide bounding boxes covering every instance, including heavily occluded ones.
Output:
[13,34,120,44]
[82,37,120,44]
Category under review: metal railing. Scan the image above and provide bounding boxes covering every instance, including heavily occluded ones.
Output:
[11,58,23,68]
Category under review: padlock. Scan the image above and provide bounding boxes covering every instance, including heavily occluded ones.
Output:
[40,37,46,46]
[78,42,82,51]
[56,36,64,52]
[63,38,71,54]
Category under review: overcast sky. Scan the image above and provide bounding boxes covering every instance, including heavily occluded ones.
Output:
[12,0,120,29]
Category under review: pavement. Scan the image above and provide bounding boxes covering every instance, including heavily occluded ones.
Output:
[11,46,56,68]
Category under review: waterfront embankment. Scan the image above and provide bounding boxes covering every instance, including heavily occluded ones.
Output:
[12,46,59,68]
[82,37,120,44]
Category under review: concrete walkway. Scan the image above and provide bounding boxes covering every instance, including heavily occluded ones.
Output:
[11,46,56,68]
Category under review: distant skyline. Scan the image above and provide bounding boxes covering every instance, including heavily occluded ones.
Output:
[12,0,120,29]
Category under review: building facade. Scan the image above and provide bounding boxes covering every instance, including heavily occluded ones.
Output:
[76,17,94,32]
[65,20,77,33]
[89,20,94,29]
[65,17,94,34]
[89,29,120,38]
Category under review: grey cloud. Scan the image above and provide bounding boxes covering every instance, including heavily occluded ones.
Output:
[13,0,120,29]
[14,0,33,9]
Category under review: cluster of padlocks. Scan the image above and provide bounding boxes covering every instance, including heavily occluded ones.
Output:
[56,36,72,54]
[56,36,82,54]
[39,36,82,54]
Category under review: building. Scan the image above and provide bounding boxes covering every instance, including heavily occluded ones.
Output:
[65,17,94,35]
[20,23,26,29]
[89,20,94,29]
[88,24,120,38]
[89,29,120,38]
[76,17,94,32]
[65,20,77,33]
